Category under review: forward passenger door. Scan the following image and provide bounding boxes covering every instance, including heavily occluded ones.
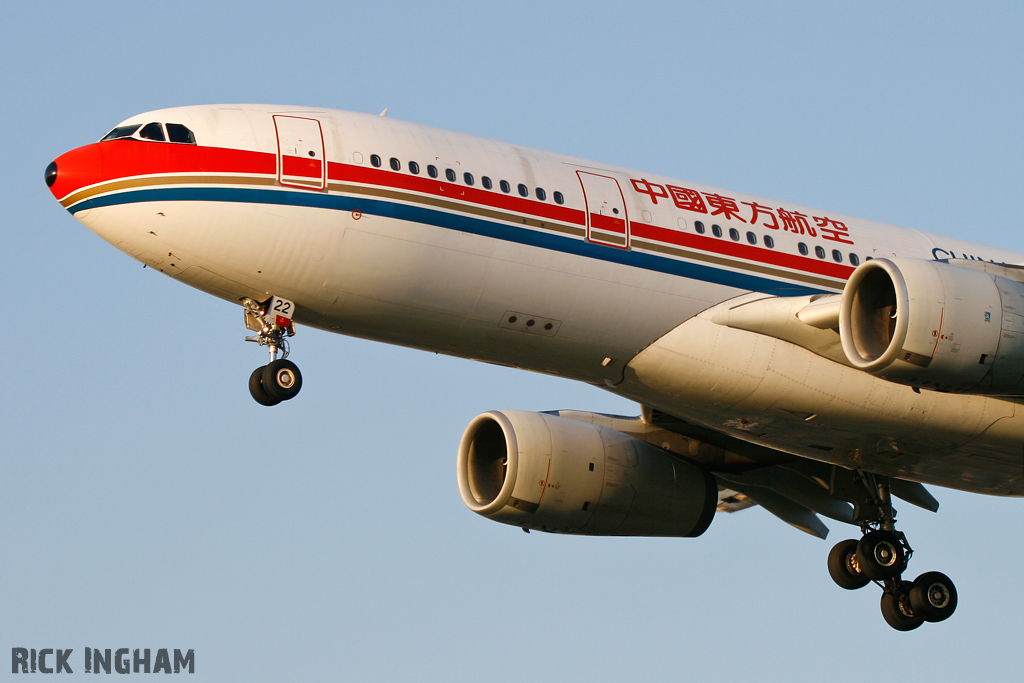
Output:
[274,115,326,190]
[577,171,630,249]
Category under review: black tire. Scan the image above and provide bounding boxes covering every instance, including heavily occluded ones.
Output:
[880,581,924,631]
[249,366,282,406]
[828,539,870,590]
[857,530,905,580]
[910,571,958,623]
[263,359,302,401]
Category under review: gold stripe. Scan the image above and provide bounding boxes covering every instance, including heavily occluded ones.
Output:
[281,176,324,188]
[631,238,843,290]
[326,181,586,238]
[64,173,838,289]
[63,174,586,239]
[60,174,278,208]
[589,230,626,246]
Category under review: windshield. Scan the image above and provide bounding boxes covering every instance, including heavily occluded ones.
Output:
[166,123,196,144]
[99,122,196,144]
[138,122,165,141]
[100,124,142,141]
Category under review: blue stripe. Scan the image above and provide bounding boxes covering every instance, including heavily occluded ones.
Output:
[71,186,826,296]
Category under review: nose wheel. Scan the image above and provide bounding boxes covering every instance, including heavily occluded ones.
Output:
[826,472,957,631]
[243,296,303,406]
[249,360,303,406]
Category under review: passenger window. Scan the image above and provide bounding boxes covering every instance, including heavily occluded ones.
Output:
[695,221,706,234]
[850,253,860,266]
[832,249,843,263]
[100,124,141,141]
[389,157,401,171]
[464,172,474,186]
[409,161,420,175]
[729,228,740,241]
[427,165,438,178]
[482,176,493,190]
[165,123,196,144]
[371,155,382,168]
[746,231,757,245]
[798,242,809,256]
[553,191,564,205]
[536,187,546,201]
[518,183,529,197]
[139,122,165,142]
[712,224,723,238]
[815,246,826,259]
[763,235,775,249]
[445,168,456,182]
[500,180,511,193]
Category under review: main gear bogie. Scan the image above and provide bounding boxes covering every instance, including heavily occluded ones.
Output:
[826,471,956,631]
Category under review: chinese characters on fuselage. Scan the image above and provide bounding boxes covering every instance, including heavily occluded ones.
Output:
[630,178,855,245]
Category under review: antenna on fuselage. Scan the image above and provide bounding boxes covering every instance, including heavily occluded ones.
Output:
[379,108,389,117]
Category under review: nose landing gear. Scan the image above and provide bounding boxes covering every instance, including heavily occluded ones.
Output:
[243,296,303,406]
[826,471,957,631]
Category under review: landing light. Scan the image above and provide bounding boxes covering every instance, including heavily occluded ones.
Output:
[44,161,57,188]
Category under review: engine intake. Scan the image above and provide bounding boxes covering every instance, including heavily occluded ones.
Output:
[839,257,1024,393]
[457,410,717,537]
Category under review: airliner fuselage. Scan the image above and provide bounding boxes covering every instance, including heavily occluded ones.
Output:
[46,104,1024,629]
[47,104,1023,495]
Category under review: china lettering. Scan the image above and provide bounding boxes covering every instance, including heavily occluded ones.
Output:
[12,648,194,674]
[630,177,855,245]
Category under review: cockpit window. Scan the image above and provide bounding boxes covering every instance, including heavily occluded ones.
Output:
[139,122,165,141]
[166,123,196,144]
[100,124,141,141]
[100,122,197,144]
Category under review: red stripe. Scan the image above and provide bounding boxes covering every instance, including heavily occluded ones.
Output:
[282,155,322,178]
[632,222,854,280]
[590,213,626,233]
[49,141,275,199]
[51,141,852,282]
[327,162,585,226]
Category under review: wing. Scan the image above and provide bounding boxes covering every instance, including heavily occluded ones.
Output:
[614,267,1024,499]
[551,409,939,539]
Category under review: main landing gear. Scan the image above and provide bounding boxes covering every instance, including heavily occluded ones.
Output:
[827,472,957,631]
[243,296,303,407]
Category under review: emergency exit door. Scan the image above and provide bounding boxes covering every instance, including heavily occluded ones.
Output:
[274,115,326,190]
[577,171,629,248]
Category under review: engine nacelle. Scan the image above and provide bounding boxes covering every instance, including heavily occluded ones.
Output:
[839,257,1024,393]
[457,410,717,536]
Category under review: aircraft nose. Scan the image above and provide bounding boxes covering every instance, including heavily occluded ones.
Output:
[46,143,104,204]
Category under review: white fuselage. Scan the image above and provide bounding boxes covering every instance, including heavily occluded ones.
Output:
[49,104,1024,496]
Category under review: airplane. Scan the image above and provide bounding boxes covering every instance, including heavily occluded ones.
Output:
[45,104,1024,631]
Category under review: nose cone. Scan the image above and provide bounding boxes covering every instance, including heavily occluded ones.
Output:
[46,143,104,207]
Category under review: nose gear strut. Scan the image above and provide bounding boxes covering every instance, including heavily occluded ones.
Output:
[243,296,303,406]
[826,470,957,631]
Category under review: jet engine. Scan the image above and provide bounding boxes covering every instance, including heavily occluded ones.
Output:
[456,410,717,536]
[839,257,1024,394]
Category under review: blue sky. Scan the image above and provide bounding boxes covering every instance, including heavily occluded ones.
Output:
[3,2,1023,680]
